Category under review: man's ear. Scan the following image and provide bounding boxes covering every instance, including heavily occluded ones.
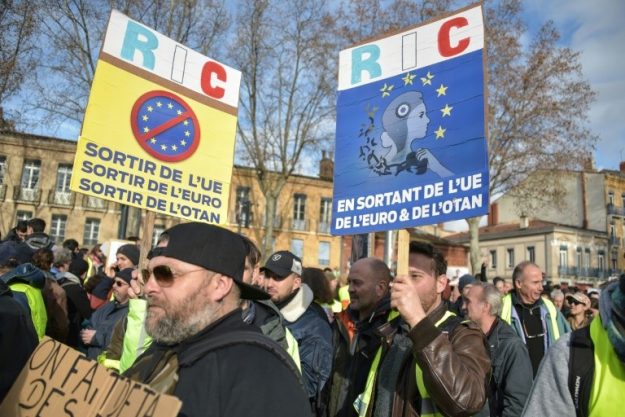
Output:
[293,274,302,289]
[436,274,448,294]
[211,274,234,302]
[376,280,389,297]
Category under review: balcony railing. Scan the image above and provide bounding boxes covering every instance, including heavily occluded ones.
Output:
[558,266,610,279]
[607,203,625,216]
[48,190,75,207]
[317,221,331,234]
[290,218,309,232]
[0,184,6,202]
[81,195,108,211]
[13,186,41,203]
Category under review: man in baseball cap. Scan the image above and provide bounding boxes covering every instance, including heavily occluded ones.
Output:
[124,223,311,417]
[261,250,333,413]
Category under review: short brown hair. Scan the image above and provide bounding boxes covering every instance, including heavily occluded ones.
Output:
[409,241,447,277]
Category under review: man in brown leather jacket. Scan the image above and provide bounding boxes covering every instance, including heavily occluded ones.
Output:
[389,241,491,417]
[330,241,491,417]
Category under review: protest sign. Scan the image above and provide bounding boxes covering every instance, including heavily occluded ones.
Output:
[0,337,181,417]
[332,4,489,235]
[70,10,241,224]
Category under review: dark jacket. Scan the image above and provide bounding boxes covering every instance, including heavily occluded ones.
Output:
[0,280,38,402]
[57,272,92,348]
[86,300,128,359]
[281,285,333,402]
[329,296,393,417]
[486,318,533,417]
[125,308,312,417]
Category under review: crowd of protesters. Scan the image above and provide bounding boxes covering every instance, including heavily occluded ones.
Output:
[0,218,623,417]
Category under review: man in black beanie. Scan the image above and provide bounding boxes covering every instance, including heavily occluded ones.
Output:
[81,268,132,359]
[124,223,311,417]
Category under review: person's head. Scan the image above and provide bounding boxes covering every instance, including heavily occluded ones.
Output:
[302,267,334,304]
[381,91,430,162]
[458,274,476,296]
[589,297,599,317]
[566,292,590,318]
[408,241,448,314]
[240,235,262,287]
[32,248,54,272]
[26,218,46,234]
[324,268,338,294]
[89,243,105,261]
[550,289,565,311]
[493,276,505,293]
[347,257,391,320]
[261,251,303,304]
[464,282,502,327]
[512,261,544,304]
[116,244,140,269]
[52,247,73,272]
[113,268,133,304]
[69,258,89,280]
[143,223,268,345]
[15,220,28,240]
[62,239,80,254]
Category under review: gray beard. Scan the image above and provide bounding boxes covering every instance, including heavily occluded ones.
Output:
[146,292,222,344]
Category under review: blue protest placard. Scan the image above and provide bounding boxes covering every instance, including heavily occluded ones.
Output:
[332,4,489,235]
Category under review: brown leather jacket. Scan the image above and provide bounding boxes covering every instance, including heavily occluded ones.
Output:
[389,302,491,417]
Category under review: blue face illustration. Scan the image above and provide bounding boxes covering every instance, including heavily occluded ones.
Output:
[380,91,430,162]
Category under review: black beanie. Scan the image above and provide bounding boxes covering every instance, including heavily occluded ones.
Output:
[115,268,134,284]
[117,244,140,266]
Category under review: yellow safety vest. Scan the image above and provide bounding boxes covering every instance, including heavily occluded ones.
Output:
[10,283,48,340]
[285,327,302,373]
[588,316,625,417]
[338,285,350,311]
[501,293,561,341]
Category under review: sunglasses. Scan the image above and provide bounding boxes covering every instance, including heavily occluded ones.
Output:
[141,265,205,287]
[568,298,584,306]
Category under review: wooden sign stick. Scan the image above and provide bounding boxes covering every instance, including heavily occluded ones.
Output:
[139,210,155,269]
[396,229,410,276]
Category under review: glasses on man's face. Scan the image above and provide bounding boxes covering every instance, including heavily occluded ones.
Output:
[141,265,205,287]
[569,299,583,306]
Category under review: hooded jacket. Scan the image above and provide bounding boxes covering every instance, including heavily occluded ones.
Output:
[57,271,92,348]
[280,284,333,402]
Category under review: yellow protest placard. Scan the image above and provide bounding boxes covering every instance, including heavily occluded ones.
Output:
[70,10,241,224]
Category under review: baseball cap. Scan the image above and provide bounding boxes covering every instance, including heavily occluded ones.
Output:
[566,292,590,307]
[159,222,269,300]
[260,251,303,279]
[459,274,476,292]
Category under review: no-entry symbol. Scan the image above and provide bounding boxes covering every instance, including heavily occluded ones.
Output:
[130,90,200,162]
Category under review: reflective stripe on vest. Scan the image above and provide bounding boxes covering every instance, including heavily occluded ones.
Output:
[414,310,457,417]
[285,327,302,372]
[501,293,561,342]
[119,298,152,374]
[10,283,47,340]
[588,316,625,417]
[353,310,401,417]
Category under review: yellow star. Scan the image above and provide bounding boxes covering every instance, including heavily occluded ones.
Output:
[156,101,162,107]
[380,83,394,97]
[435,126,446,139]
[436,84,448,97]
[402,72,416,85]
[142,115,148,121]
[176,109,182,115]
[180,139,187,146]
[161,144,168,150]
[167,102,174,109]
[421,71,434,86]
[184,130,190,137]
[441,104,453,117]
[143,126,150,133]
[171,145,178,151]
[149,138,156,144]
[183,120,189,126]
[147,106,153,112]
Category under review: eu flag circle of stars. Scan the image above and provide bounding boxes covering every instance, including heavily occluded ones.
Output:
[130,90,200,162]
